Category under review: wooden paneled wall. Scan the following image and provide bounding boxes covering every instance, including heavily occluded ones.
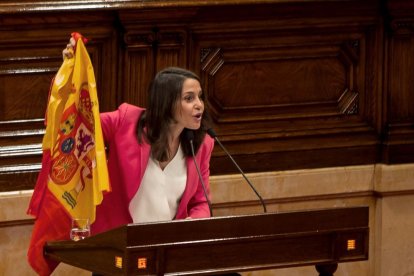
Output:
[0,0,413,192]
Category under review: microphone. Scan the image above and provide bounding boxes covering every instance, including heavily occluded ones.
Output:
[185,130,213,217]
[206,128,267,213]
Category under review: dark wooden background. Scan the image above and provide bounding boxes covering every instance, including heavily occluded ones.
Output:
[0,0,413,192]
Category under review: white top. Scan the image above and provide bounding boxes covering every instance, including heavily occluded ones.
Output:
[129,145,187,223]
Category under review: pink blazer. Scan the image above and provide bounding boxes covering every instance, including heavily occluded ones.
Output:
[91,103,214,234]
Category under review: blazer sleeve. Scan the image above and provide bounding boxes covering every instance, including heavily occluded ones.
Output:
[100,103,130,144]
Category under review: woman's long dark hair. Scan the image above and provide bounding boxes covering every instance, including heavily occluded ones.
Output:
[136,67,211,161]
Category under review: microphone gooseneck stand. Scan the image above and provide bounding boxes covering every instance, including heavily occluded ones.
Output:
[206,128,267,213]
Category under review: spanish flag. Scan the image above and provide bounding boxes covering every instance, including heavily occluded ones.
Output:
[27,33,110,275]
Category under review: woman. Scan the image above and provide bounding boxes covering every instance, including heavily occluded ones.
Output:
[93,67,214,234]
[64,40,214,235]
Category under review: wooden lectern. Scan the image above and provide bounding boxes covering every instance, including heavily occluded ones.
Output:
[45,206,369,275]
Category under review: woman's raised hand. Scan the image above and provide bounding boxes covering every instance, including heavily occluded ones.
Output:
[62,37,76,60]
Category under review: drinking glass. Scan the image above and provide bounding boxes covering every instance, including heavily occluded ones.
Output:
[70,218,91,241]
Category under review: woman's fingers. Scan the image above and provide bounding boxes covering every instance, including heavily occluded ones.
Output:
[69,37,76,47]
[62,48,73,59]
[62,38,76,60]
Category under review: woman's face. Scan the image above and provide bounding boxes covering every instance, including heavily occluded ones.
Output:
[173,78,204,130]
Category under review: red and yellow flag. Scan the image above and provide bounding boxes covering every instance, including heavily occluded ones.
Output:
[27,33,110,275]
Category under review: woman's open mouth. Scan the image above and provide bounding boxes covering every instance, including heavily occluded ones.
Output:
[193,113,202,121]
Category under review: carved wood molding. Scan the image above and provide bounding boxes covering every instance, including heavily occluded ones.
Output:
[338,89,359,115]
[123,29,185,47]
[0,0,285,14]
[201,38,362,123]
[120,27,187,106]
